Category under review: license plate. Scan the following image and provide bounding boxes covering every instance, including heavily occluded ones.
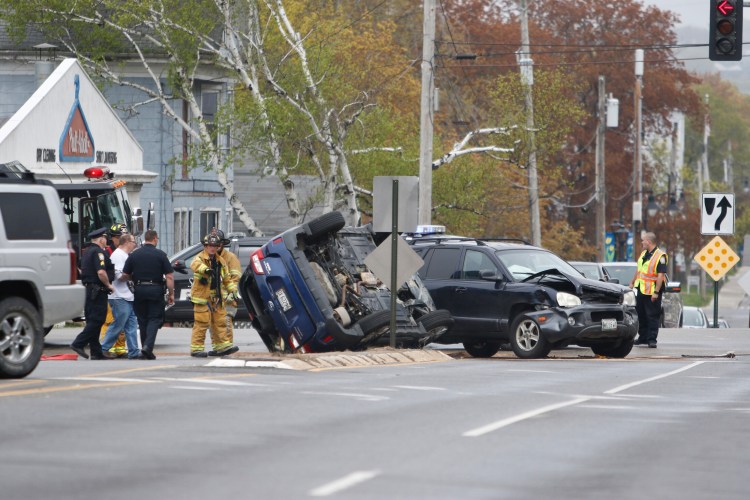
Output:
[275,288,292,312]
[601,318,617,331]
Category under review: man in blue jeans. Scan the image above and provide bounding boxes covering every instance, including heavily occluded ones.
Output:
[101,233,141,358]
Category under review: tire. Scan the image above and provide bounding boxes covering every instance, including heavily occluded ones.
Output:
[591,340,634,358]
[356,309,392,335]
[509,314,551,359]
[0,297,44,379]
[304,212,345,243]
[462,339,501,358]
[418,309,453,336]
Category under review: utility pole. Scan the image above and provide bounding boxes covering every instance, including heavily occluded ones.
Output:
[633,49,644,238]
[595,76,606,261]
[519,0,541,246]
[418,0,436,226]
[699,93,709,297]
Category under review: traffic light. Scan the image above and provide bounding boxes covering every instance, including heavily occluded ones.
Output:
[709,0,743,61]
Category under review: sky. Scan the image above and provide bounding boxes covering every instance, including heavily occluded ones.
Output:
[641,0,705,28]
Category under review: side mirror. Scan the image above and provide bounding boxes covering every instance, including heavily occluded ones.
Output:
[172,260,188,274]
[665,281,681,293]
[480,269,500,281]
[131,209,144,237]
[608,278,620,284]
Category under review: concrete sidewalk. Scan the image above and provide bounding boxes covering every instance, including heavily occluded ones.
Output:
[705,266,750,311]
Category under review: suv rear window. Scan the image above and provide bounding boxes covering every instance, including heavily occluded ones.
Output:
[0,193,54,240]
[422,248,461,279]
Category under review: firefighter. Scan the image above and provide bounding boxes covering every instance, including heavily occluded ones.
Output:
[189,234,239,357]
[100,222,130,357]
[213,229,242,355]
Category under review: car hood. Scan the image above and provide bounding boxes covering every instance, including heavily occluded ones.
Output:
[523,268,630,302]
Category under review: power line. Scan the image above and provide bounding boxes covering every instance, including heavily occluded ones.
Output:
[438,56,719,70]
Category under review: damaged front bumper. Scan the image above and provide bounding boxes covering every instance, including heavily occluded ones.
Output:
[525,304,639,346]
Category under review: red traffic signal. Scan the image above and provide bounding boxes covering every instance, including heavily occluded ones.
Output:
[710,0,743,61]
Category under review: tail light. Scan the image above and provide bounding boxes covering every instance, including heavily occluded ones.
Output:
[251,248,265,275]
[68,240,78,284]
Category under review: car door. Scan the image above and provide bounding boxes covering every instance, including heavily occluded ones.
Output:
[450,248,505,333]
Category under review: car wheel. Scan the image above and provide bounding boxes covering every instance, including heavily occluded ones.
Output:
[509,314,551,359]
[304,212,346,243]
[462,339,501,358]
[591,340,633,358]
[356,310,392,334]
[0,297,44,379]
[417,309,453,341]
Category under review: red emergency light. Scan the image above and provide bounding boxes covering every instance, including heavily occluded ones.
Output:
[83,166,110,180]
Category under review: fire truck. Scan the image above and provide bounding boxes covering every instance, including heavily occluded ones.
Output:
[0,161,151,260]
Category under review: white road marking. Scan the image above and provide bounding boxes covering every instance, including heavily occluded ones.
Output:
[151,377,268,387]
[391,385,446,391]
[463,397,590,437]
[604,361,705,394]
[53,377,156,384]
[302,391,389,402]
[309,470,380,497]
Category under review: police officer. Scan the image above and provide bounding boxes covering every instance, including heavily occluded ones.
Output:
[70,227,115,360]
[629,231,668,348]
[121,229,174,360]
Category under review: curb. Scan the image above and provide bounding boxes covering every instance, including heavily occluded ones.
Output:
[205,348,452,371]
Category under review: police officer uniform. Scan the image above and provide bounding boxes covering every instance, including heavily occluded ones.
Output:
[122,230,174,359]
[70,227,115,360]
[632,242,668,348]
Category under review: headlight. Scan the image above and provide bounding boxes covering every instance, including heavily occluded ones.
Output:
[623,290,636,306]
[557,292,581,307]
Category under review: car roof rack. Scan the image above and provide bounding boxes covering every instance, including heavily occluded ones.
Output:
[410,236,532,247]
[480,237,531,245]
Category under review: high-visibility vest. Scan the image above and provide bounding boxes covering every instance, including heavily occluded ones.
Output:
[635,248,667,295]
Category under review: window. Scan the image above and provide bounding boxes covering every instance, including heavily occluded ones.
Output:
[174,208,192,251]
[0,193,53,240]
[422,248,461,280]
[461,249,498,280]
[200,210,219,239]
[201,86,228,151]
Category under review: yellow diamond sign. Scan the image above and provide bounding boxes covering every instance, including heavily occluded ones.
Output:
[693,236,739,281]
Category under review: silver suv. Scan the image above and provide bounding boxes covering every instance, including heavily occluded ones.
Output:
[0,173,85,377]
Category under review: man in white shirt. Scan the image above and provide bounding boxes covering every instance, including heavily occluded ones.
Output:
[101,233,141,358]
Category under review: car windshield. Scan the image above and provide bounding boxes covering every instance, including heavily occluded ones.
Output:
[683,308,705,327]
[572,263,600,280]
[495,248,581,281]
[601,264,636,285]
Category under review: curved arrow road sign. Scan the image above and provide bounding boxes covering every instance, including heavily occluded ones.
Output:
[701,193,734,235]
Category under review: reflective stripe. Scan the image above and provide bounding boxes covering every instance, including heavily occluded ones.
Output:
[635,248,667,295]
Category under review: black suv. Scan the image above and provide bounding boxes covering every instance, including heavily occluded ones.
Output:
[166,236,269,326]
[410,238,638,359]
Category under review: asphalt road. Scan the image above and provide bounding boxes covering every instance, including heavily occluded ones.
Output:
[2,326,749,500]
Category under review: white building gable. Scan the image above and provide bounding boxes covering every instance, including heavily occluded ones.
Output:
[0,58,156,205]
